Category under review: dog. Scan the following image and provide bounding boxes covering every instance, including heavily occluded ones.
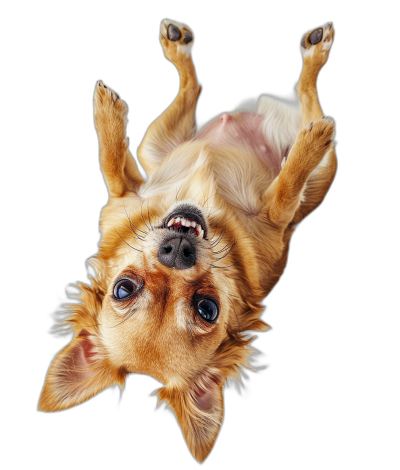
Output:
[39,19,336,462]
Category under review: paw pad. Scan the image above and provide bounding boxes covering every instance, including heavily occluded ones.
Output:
[183,30,192,44]
[309,28,323,45]
[168,24,181,41]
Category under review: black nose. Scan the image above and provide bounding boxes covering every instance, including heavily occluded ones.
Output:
[158,237,196,269]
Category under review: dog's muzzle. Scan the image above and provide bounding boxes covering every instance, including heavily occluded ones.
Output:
[158,237,196,269]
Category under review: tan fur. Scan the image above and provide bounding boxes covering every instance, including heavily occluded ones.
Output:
[39,20,337,462]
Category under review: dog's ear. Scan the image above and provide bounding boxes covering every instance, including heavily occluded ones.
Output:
[158,371,224,463]
[39,329,126,412]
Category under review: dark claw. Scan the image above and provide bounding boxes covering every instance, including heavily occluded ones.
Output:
[301,35,306,49]
[309,28,323,45]
[183,30,193,44]
[168,24,181,42]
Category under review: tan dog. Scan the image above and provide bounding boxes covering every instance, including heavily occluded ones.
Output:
[39,19,336,462]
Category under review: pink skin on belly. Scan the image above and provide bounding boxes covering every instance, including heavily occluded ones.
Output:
[195,112,284,176]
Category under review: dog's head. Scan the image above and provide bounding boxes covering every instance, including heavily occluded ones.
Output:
[39,182,280,461]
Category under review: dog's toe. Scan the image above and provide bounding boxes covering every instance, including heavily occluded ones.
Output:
[183,29,192,44]
[309,28,323,45]
[167,23,182,42]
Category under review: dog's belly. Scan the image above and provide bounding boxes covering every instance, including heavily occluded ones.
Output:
[195,112,283,175]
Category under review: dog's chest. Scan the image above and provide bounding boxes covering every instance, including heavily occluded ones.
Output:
[141,112,281,214]
[195,111,281,174]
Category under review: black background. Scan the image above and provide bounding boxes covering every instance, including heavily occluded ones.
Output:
[15,3,370,469]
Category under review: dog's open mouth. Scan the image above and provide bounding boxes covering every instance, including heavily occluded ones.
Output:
[163,205,207,239]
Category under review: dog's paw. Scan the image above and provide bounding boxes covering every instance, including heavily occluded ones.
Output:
[296,117,335,170]
[160,19,194,63]
[94,81,128,144]
[300,23,334,68]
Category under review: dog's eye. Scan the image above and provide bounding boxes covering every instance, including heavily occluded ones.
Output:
[197,298,219,323]
[113,278,141,300]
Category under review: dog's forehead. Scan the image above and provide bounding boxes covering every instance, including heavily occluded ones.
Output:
[100,271,226,382]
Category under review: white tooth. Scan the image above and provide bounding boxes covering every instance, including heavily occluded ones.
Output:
[180,217,186,225]
[191,221,196,228]
[185,220,191,227]
[196,223,201,232]
[167,218,175,227]
[200,229,204,238]
[175,217,181,223]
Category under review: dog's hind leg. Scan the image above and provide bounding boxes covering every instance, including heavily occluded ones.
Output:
[298,23,334,126]
[137,19,201,176]
[290,22,337,223]
[263,24,337,228]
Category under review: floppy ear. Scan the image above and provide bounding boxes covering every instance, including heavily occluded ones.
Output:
[158,372,224,463]
[39,329,126,412]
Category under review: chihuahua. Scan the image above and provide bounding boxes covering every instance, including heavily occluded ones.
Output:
[39,19,336,462]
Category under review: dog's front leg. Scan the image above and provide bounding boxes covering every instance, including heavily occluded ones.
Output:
[137,20,201,176]
[94,82,144,197]
[265,117,335,227]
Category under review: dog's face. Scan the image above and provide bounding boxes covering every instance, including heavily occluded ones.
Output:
[40,18,336,463]
[98,200,239,385]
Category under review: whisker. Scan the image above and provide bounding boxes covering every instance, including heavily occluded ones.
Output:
[202,192,218,206]
[207,225,218,242]
[122,227,145,247]
[146,198,154,230]
[200,267,212,274]
[210,226,227,247]
[123,202,148,235]
[225,293,243,301]
[111,304,142,327]
[140,200,151,231]
[114,229,143,252]
[224,277,239,295]
[213,239,234,255]
[209,255,245,269]
[212,241,236,262]
[122,222,145,242]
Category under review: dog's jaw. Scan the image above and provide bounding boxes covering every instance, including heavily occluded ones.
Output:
[161,202,208,239]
